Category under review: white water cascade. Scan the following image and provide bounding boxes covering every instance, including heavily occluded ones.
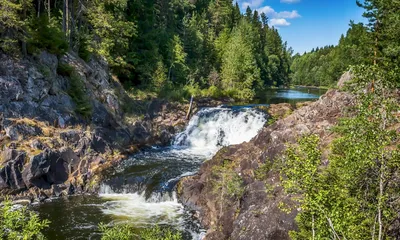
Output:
[98,106,267,239]
[173,107,267,156]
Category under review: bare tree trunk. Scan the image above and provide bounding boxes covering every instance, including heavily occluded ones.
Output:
[22,7,27,57]
[186,95,194,120]
[48,0,51,18]
[38,0,41,18]
[378,169,383,240]
[62,0,67,33]
[69,0,75,48]
[312,214,315,240]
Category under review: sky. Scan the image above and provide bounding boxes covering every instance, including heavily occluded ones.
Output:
[237,0,366,54]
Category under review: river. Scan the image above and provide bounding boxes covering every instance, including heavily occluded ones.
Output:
[33,88,325,239]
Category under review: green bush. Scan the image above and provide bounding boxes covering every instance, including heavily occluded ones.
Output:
[99,223,135,240]
[77,32,92,62]
[57,63,74,77]
[0,200,50,239]
[27,15,68,55]
[68,73,93,118]
[99,223,182,240]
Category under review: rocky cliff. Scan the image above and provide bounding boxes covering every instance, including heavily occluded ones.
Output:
[178,88,355,240]
[0,52,191,201]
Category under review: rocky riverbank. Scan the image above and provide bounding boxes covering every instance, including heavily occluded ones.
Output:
[0,51,198,201]
[178,84,356,239]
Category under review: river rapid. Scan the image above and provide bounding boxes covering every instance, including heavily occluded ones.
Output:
[33,88,323,239]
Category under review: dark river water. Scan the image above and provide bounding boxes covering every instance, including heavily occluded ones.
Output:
[32,88,325,240]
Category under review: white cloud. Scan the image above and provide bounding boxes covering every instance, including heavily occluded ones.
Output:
[241,0,264,10]
[269,18,291,26]
[276,10,301,19]
[280,0,301,3]
[257,6,301,19]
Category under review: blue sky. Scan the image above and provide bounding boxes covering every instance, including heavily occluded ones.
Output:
[237,0,366,53]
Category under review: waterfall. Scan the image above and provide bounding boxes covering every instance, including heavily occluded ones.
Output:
[173,107,267,155]
[98,106,267,239]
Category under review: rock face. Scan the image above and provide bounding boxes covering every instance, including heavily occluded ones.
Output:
[0,51,190,200]
[178,89,355,240]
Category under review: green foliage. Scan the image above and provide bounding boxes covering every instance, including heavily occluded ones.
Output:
[140,225,182,240]
[87,0,136,72]
[221,20,261,101]
[254,161,272,181]
[291,22,370,87]
[57,63,74,77]
[0,200,50,240]
[68,73,93,118]
[27,16,68,55]
[212,160,244,201]
[59,63,93,118]
[99,223,182,240]
[1,0,293,99]
[99,223,135,240]
[281,64,400,239]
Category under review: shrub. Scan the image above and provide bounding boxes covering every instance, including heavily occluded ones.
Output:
[99,223,182,240]
[68,73,92,118]
[77,32,92,62]
[0,200,50,239]
[57,63,74,77]
[99,223,134,240]
[27,15,68,55]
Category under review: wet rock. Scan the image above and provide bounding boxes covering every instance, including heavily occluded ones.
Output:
[179,90,355,240]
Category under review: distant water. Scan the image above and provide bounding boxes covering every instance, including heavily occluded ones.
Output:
[255,87,326,105]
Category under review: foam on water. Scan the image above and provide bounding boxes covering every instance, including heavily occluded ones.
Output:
[99,184,184,226]
[173,107,266,156]
[98,107,267,239]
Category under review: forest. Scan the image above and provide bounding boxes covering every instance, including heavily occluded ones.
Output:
[1,0,400,239]
[0,0,292,101]
[291,0,400,87]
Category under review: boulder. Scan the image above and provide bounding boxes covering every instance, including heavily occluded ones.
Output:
[22,148,79,189]
[0,149,26,191]
[268,103,293,119]
[337,71,353,89]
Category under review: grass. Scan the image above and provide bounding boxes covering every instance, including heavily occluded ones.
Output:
[9,118,55,137]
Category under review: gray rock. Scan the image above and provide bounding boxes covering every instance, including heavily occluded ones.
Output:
[22,148,78,189]
[30,139,46,150]
[5,123,43,141]
[38,51,58,73]
[337,71,353,89]
[0,150,26,190]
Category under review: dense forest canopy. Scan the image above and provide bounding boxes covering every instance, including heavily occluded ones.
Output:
[0,0,292,101]
[291,0,400,87]
[1,0,399,98]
